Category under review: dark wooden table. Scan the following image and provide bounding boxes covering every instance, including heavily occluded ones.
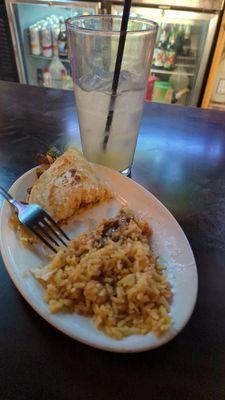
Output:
[1,81,225,400]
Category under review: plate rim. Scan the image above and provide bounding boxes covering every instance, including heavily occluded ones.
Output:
[0,165,198,353]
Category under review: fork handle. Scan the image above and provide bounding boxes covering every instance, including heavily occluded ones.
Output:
[0,186,19,209]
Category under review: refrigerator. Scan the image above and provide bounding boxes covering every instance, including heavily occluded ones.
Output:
[5,0,224,106]
[110,0,223,106]
[5,0,100,89]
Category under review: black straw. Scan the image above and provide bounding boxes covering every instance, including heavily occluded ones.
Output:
[103,0,132,150]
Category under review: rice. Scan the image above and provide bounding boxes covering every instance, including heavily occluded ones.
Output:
[33,208,172,339]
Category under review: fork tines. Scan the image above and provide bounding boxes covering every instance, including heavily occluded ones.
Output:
[29,212,69,253]
[0,185,70,253]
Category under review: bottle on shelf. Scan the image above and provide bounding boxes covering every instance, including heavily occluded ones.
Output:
[171,87,190,104]
[58,19,68,59]
[37,68,44,86]
[52,24,60,56]
[43,67,52,88]
[29,24,41,56]
[153,23,168,69]
[176,25,185,56]
[41,23,53,58]
[182,25,191,57]
[61,69,73,90]
[164,25,177,70]
[46,16,55,28]
[49,57,67,89]
[169,67,190,105]
[61,69,67,89]
[145,75,159,101]
[50,15,59,24]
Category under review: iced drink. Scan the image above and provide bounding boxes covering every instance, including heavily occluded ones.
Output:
[66,15,158,174]
[74,71,146,172]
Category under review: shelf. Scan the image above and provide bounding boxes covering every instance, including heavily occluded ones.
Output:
[30,55,194,77]
[151,53,196,77]
[30,54,70,63]
[151,68,195,77]
[175,63,195,69]
[176,55,196,61]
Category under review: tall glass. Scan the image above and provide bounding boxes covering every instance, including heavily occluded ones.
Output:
[66,15,158,175]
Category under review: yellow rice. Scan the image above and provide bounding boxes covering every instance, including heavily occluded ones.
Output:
[33,208,172,339]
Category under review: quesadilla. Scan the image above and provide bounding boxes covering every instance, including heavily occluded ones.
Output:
[29,147,113,222]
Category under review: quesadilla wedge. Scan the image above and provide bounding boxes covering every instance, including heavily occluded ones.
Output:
[29,147,113,222]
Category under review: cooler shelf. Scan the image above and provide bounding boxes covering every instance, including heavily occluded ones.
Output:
[151,68,195,77]
[30,54,70,63]
[30,55,195,77]
[152,54,196,77]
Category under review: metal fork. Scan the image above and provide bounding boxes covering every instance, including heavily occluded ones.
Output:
[0,185,69,252]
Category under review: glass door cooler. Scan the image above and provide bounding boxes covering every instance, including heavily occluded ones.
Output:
[111,3,220,106]
[5,0,100,90]
[5,0,223,105]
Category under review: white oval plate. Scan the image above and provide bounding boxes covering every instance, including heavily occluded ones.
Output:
[0,166,198,353]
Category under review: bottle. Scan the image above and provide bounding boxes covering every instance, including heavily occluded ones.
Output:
[61,69,73,90]
[169,67,190,105]
[52,24,60,56]
[172,88,190,104]
[153,24,168,68]
[164,26,177,70]
[41,24,53,58]
[50,15,59,24]
[58,20,68,58]
[182,25,191,57]
[29,24,41,56]
[153,24,162,67]
[49,57,67,88]
[37,68,44,86]
[145,75,159,101]
[43,67,52,88]
[61,69,67,89]
[176,25,184,56]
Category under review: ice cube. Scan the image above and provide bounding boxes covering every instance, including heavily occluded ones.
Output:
[78,71,113,92]
[78,70,146,94]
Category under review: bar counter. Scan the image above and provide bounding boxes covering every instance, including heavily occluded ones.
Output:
[0,81,225,400]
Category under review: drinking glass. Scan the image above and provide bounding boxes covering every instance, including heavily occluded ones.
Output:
[66,15,158,175]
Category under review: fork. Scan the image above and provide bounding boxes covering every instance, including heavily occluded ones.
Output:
[0,185,69,252]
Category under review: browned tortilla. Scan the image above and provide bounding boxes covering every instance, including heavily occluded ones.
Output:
[29,147,113,222]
